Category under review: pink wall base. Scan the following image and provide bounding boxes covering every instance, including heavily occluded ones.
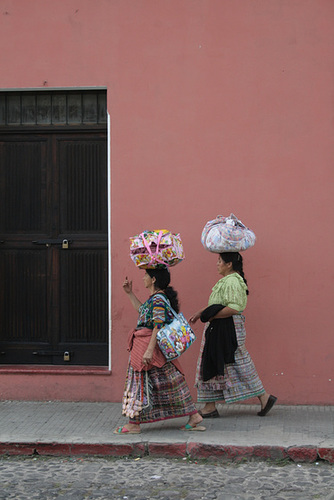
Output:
[0,365,332,405]
[0,367,113,402]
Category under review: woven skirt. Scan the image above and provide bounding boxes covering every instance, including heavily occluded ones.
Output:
[122,360,198,423]
[195,315,265,404]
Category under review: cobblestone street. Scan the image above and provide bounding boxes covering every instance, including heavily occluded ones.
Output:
[0,456,333,500]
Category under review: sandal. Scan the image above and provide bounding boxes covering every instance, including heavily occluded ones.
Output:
[198,409,219,418]
[113,425,141,434]
[180,423,206,432]
[257,395,277,417]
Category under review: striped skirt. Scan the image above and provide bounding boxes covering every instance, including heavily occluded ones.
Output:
[122,360,198,423]
[195,315,265,404]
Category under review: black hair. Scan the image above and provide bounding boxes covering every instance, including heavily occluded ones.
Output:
[220,252,249,295]
[146,267,180,312]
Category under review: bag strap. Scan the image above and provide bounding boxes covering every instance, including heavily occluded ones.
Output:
[140,231,168,268]
[154,293,179,319]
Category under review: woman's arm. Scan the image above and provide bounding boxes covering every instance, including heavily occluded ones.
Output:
[191,305,240,323]
[122,277,142,312]
[142,326,158,366]
[142,294,169,365]
[209,306,239,320]
[189,308,206,324]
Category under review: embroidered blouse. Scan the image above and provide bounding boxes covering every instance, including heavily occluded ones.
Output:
[208,273,248,312]
[137,293,174,330]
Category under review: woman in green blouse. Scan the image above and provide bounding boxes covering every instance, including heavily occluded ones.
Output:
[190,252,277,418]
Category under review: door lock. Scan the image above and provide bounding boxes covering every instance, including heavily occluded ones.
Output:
[64,351,70,361]
[62,239,69,249]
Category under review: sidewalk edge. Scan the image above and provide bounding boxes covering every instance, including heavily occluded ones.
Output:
[0,442,333,463]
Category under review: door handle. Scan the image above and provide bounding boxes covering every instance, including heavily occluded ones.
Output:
[32,239,72,247]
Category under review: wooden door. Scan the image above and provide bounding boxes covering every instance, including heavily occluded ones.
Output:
[0,132,108,365]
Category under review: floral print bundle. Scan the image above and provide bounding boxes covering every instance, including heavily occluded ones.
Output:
[130,229,184,268]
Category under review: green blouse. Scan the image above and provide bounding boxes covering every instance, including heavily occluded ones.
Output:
[208,273,248,312]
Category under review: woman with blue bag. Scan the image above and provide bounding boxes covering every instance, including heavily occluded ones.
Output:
[114,266,205,434]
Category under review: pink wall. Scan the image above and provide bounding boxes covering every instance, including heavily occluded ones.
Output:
[1,0,333,404]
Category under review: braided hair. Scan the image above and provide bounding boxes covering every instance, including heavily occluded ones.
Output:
[220,252,249,295]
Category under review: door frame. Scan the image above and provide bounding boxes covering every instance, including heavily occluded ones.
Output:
[107,111,111,371]
[0,87,112,369]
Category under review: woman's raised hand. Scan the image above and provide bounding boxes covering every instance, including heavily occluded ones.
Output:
[123,276,132,294]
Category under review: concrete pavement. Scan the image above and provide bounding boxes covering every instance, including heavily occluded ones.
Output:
[0,401,333,463]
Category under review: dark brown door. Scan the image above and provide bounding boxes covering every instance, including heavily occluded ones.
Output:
[0,132,108,365]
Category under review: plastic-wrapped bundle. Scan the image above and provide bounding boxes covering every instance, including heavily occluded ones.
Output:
[130,229,184,268]
[201,214,256,253]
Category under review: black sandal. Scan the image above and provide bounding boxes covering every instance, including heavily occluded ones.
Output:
[257,395,277,416]
[198,409,220,418]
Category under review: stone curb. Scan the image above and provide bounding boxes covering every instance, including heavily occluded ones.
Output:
[0,442,333,463]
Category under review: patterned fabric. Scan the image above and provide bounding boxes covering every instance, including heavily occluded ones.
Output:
[208,273,248,312]
[195,314,265,404]
[122,366,152,419]
[137,294,174,330]
[123,362,197,423]
[128,328,167,372]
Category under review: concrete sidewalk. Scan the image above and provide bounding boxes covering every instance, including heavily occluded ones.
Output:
[0,401,333,463]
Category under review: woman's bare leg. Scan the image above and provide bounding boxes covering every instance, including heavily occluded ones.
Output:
[187,411,203,427]
[258,392,270,410]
